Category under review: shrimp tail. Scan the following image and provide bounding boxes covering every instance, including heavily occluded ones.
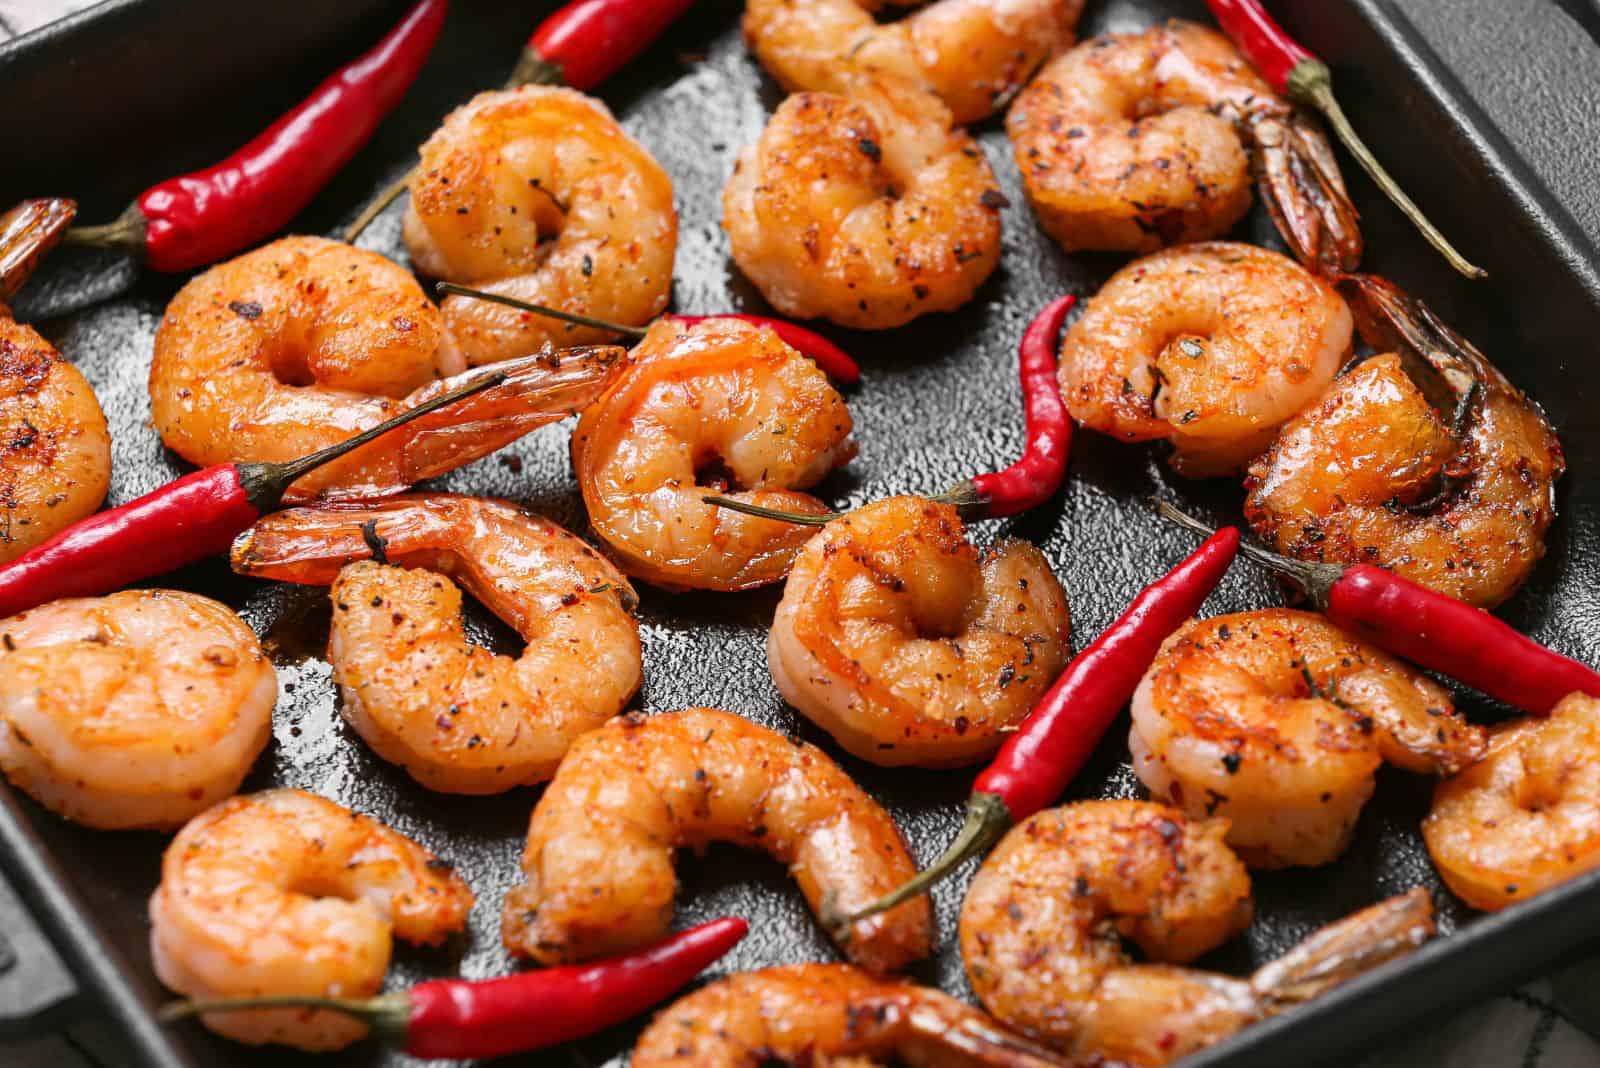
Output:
[1250,111,1363,276]
[904,995,1097,1067]
[0,197,76,304]
[1249,887,1435,1011]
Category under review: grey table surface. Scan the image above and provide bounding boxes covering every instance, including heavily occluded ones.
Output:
[3,0,1600,1065]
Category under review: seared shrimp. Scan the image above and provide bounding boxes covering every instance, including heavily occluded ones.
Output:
[1059,242,1351,477]
[150,236,626,500]
[232,494,640,794]
[1246,274,1564,608]
[1130,610,1485,868]
[723,70,1003,329]
[0,315,110,562]
[768,496,1070,767]
[502,707,933,973]
[1007,21,1361,271]
[405,86,677,367]
[634,963,1072,1067]
[572,316,855,591]
[0,590,274,830]
[744,0,1085,125]
[1425,693,1600,912]
[149,789,472,1051]
[961,801,1436,1065]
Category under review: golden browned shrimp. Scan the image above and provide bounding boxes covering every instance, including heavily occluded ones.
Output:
[1059,242,1351,477]
[0,590,275,830]
[960,800,1436,1065]
[149,789,472,1051]
[723,70,1003,329]
[633,963,1074,1067]
[1245,274,1564,608]
[404,86,678,366]
[502,707,933,973]
[150,235,626,500]
[571,316,855,591]
[1006,21,1360,271]
[768,496,1070,767]
[1130,610,1485,868]
[232,494,640,794]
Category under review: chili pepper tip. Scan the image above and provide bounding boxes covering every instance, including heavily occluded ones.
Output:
[1153,498,1340,608]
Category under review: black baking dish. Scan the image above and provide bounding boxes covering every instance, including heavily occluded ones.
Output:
[2,1,1599,1065]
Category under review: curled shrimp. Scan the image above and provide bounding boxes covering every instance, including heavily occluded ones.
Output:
[723,70,1003,330]
[768,495,1070,767]
[571,316,855,591]
[149,789,472,1051]
[501,706,933,973]
[1129,609,1485,869]
[1246,274,1564,608]
[744,0,1085,125]
[1425,692,1600,912]
[1058,242,1351,477]
[232,494,641,794]
[149,235,627,500]
[961,800,1436,1065]
[404,86,677,367]
[0,590,275,831]
[1006,21,1361,272]
[634,962,1073,1067]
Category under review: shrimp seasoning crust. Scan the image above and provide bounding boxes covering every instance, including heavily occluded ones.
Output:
[502,707,933,973]
[1130,609,1485,869]
[0,590,275,830]
[768,495,1070,767]
[1059,242,1351,477]
[149,789,472,1052]
[405,85,678,366]
[571,316,855,591]
[232,494,641,794]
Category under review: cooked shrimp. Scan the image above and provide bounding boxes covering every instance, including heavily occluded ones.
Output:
[633,963,1072,1067]
[768,495,1070,767]
[0,315,110,562]
[149,789,472,1051]
[1425,692,1600,912]
[1246,274,1564,608]
[1059,242,1351,477]
[723,70,1003,330]
[405,86,677,367]
[744,0,1086,125]
[1006,21,1361,271]
[231,494,640,794]
[150,235,626,500]
[571,316,855,592]
[0,590,274,831]
[1129,610,1485,868]
[502,707,933,973]
[960,800,1436,1065]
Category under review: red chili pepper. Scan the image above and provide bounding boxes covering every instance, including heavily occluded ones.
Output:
[159,917,746,1060]
[65,0,447,272]
[0,372,501,620]
[839,523,1240,925]
[1202,0,1484,280]
[513,0,697,90]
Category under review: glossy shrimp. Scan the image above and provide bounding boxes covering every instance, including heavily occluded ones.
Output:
[960,800,1436,1065]
[1245,274,1564,608]
[405,86,678,367]
[1425,692,1600,912]
[723,69,1004,330]
[149,789,472,1051]
[502,706,933,973]
[149,235,626,500]
[1129,609,1486,868]
[1007,21,1361,271]
[1059,242,1351,477]
[571,316,855,591]
[232,494,641,794]
[768,495,1070,767]
[633,962,1073,1067]
[0,590,275,831]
